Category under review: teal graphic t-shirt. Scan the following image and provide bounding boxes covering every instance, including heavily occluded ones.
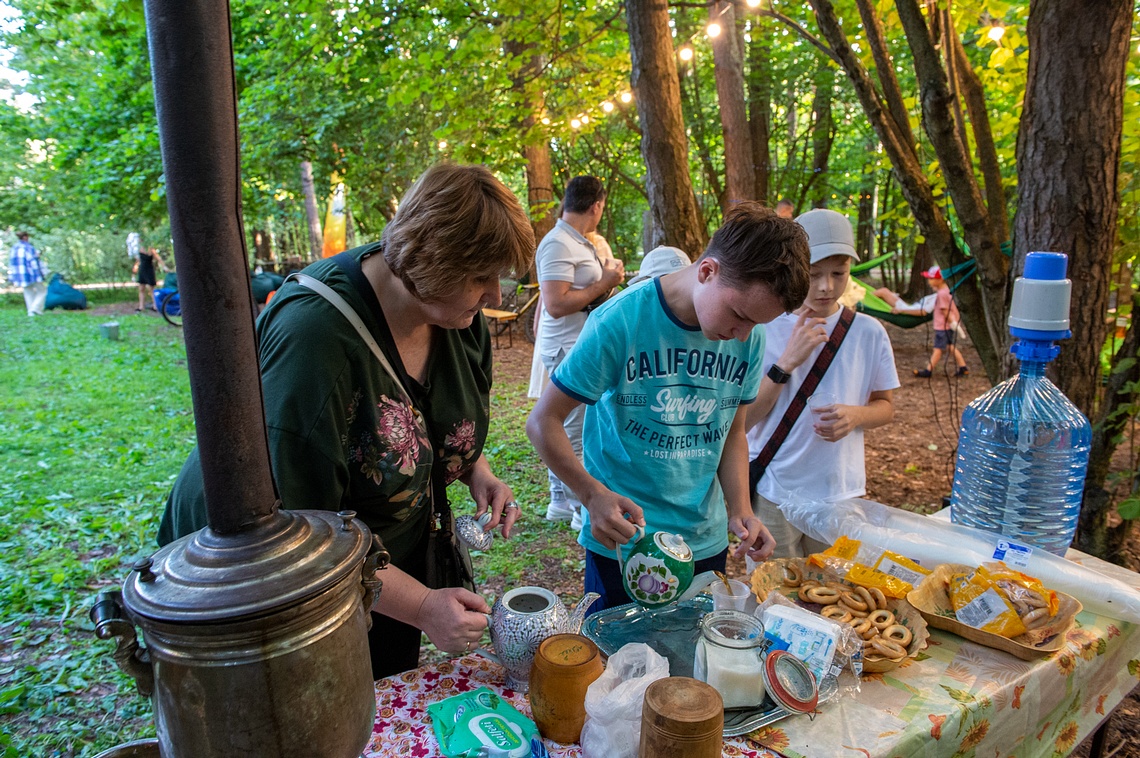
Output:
[551,278,765,561]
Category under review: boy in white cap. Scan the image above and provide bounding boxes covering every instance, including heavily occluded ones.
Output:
[744,208,899,559]
[528,203,809,613]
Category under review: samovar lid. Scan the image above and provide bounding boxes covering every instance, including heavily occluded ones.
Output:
[122,507,372,623]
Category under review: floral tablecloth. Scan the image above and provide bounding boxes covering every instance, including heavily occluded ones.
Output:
[367,653,780,757]
[368,553,1139,758]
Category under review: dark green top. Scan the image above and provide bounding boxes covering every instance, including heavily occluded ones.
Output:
[158,244,493,568]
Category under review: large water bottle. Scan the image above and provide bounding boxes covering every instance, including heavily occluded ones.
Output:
[950,252,1091,556]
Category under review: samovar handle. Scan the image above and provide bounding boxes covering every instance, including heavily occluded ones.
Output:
[359,534,391,630]
[89,591,154,697]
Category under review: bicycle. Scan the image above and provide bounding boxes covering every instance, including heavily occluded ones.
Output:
[154,288,182,328]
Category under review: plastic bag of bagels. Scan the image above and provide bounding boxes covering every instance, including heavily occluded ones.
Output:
[808,536,931,599]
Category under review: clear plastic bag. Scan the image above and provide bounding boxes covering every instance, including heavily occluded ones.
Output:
[580,642,669,758]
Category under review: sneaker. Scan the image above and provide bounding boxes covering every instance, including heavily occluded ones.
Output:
[956,366,970,377]
[544,498,574,522]
[914,368,932,378]
[570,508,583,531]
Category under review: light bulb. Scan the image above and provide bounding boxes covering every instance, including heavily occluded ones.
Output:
[679,46,694,61]
[620,92,633,103]
[571,118,581,129]
[541,117,550,125]
[745,0,761,6]
[601,101,614,113]
[437,140,447,150]
[707,22,721,38]
[987,24,1005,41]
[581,114,589,124]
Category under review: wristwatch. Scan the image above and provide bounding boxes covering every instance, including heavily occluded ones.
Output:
[767,364,792,384]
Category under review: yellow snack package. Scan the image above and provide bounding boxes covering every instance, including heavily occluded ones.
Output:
[980,561,1060,618]
[808,536,931,598]
[948,566,1028,638]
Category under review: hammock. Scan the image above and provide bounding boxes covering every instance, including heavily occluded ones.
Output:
[850,259,977,329]
[850,251,896,275]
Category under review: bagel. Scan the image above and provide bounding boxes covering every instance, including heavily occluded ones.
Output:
[851,618,873,637]
[853,585,876,611]
[1022,607,1050,628]
[837,601,869,618]
[798,584,819,603]
[1022,591,1048,609]
[869,609,895,630]
[862,626,880,641]
[840,591,869,612]
[868,587,888,610]
[805,586,842,605]
[784,562,804,588]
[821,605,852,624]
[870,636,908,660]
[882,624,912,647]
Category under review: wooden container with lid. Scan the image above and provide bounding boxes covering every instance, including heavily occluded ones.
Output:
[529,633,604,744]
[639,676,724,757]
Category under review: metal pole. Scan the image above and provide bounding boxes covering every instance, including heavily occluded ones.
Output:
[144,0,277,533]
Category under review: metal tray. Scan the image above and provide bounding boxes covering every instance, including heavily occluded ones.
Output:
[580,596,834,737]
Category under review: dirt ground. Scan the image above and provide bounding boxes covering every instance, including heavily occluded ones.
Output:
[490,317,1139,757]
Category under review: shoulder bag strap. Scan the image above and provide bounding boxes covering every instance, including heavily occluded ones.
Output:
[287,272,451,527]
[748,306,857,493]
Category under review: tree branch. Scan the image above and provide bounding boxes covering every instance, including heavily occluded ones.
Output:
[853,0,916,159]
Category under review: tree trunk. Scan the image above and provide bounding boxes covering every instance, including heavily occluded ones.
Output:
[709,0,755,206]
[747,20,772,203]
[809,0,1001,380]
[1013,0,1132,561]
[300,160,323,261]
[504,37,557,275]
[808,59,834,208]
[626,0,707,253]
[1013,0,1131,418]
[855,164,875,259]
[896,0,1009,376]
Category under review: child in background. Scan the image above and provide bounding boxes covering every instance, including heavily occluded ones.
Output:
[527,204,810,613]
[745,209,899,559]
[912,265,968,377]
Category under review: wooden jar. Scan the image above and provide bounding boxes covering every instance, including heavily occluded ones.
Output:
[639,677,724,758]
[528,633,604,744]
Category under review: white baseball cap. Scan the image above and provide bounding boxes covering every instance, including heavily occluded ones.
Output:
[795,209,858,264]
[629,246,691,285]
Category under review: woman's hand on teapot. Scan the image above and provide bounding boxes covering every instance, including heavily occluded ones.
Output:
[416,588,491,655]
[463,455,520,538]
[583,489,644,550]
[729,515,777,561]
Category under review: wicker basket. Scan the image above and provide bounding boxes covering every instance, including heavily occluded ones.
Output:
[749,557,929,674]
[906,563,1081,661]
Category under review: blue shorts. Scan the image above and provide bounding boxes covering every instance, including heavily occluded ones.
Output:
[934,329,957,350]
[583,546,729,616]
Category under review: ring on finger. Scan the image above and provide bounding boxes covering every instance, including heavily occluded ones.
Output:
[464,641,471,654]
[504,500,520,512]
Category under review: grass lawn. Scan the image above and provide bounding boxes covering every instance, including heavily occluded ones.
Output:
[0,291,574,757]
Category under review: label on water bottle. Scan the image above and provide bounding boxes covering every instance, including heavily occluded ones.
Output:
[991,539,1033,569]
[957,587,1009,630]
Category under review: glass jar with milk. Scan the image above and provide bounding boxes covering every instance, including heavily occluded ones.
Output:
[692,610,768,709]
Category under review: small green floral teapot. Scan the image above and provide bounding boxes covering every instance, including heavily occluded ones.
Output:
[615,526,695,608]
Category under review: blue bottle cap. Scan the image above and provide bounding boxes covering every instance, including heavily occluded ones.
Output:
[1023,252,1068,281]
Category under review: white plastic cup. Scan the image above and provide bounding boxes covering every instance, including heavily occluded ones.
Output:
[709,578,750,612]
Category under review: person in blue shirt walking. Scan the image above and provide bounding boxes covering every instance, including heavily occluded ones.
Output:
[526,203,811,613]
[9,232,46,317]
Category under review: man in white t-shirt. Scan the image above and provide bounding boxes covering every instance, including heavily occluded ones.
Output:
[745,209,899,559]
[535,176,625,526]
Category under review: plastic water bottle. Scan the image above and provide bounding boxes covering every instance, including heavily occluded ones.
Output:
[950,252,1091,556]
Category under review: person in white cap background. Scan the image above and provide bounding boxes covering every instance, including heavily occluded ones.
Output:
[911,265,968,378]
[744,208,899,559]
[627,245,691,286]
[533,176,625,528]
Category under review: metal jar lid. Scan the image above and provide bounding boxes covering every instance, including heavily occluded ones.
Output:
[122,508,372,623]
[762,650,819,714]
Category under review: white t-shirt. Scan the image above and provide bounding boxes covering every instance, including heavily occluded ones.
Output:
[536,219,603,357]
[746,308,900,504]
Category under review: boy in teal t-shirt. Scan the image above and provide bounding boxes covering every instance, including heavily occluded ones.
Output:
[527,204,811,612]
